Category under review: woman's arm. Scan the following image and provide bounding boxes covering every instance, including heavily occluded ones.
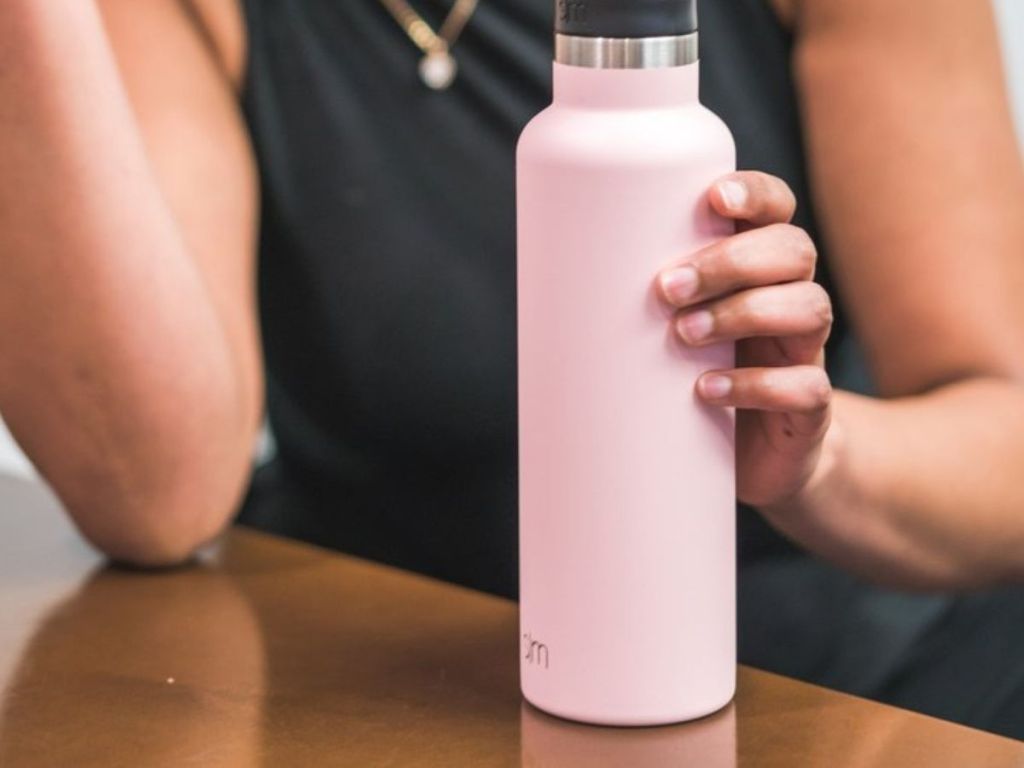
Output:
[660,0,1024,589]
[0,0,260,565]
[778,0,1024,588]
[743,0,1024,588]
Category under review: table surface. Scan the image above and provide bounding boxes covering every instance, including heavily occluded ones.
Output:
[1,475,1022,767]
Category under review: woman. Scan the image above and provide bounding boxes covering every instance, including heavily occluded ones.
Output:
[2,0,1023,736]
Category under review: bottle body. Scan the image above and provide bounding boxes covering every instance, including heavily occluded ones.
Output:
[517,61,737,726]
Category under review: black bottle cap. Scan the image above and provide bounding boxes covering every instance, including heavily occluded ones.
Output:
[555,0,698,38]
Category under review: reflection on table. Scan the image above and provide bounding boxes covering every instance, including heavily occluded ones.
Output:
[2,474,1023,767]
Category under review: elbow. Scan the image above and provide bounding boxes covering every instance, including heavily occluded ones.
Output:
[13,344,263,567]
[61,453,252,570]
[81,505,230,569]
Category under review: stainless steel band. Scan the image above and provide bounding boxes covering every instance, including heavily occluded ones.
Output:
[554,33,699,69]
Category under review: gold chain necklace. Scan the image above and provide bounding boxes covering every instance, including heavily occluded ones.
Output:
[377,0,480,90]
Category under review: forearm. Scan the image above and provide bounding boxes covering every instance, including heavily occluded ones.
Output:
[769,379,1024,589]
[0,2,257,562]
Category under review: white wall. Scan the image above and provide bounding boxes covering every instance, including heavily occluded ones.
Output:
[0,4,1023,479]
[0,420,31,478]
[996,0,1024,143]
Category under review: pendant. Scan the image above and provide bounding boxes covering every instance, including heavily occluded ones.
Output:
[419,50,458,91]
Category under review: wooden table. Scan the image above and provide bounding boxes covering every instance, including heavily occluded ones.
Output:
[1,474,1022,767]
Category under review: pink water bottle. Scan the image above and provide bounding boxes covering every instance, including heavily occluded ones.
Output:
[517,0,737,726]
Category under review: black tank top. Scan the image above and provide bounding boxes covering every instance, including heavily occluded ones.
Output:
[238,0,847,596]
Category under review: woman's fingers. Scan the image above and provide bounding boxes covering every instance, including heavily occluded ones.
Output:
[709,171,798,226]
[659,223,817,309]
[661,172,831,435]
[697,365,832,417]
[675,281,833,352]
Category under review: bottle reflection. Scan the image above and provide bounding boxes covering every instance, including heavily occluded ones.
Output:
[0,551,265,766]
[521,699,736,768]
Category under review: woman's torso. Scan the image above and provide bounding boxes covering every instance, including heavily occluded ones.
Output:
[238,0,844,596]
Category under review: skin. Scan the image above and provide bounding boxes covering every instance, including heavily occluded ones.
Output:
[0,0,259,563]
[1,0,1023,589]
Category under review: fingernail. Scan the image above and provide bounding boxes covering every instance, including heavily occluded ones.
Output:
[660,266,699,304]
[677,310,714,343]
[700,374,733,399]
[717,180,748,211]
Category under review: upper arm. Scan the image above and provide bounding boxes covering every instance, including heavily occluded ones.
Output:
[791,0,1024,395]
[97,0,261,423]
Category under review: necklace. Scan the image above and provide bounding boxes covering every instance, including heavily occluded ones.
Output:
[377,0,480,90]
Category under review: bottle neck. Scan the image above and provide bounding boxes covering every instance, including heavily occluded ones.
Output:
[552,33,700,109]
[552,58,700,110]
[555,33,698,70]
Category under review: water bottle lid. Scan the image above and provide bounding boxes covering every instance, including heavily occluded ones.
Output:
[555,0,698,38]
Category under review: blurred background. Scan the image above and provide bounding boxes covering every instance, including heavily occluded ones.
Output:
[1,0,1022,482]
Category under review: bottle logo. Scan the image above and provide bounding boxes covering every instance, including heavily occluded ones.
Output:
[558,1,587,24]
[523,632,550,669]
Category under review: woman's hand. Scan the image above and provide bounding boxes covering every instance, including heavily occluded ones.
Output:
[658,172,834,509]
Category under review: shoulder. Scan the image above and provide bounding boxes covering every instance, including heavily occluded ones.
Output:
[180,0,247,91]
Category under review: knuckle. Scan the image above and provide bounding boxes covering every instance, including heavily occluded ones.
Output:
[748,170,779,193]
[803,369,833,409]
[806,284,834,327]
[782,186,798,217]
[765,223,817,271]
[742,171,769,194]
[753,172,795,212]
[786,226,818,271]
